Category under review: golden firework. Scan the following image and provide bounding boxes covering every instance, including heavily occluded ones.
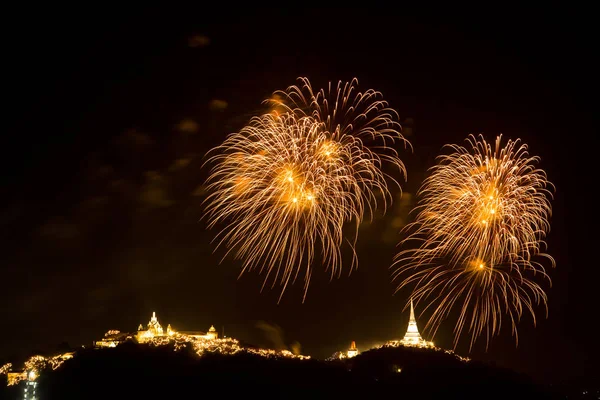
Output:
[204,78,411,301]
[392,134,554,350]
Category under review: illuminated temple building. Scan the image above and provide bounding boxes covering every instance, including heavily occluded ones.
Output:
[327,341,359,360]
[387,300,435,348]
[136,312,218,343]
[92,312,219,348]
[346,341,358,358]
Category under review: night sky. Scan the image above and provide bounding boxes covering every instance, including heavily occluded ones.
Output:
[2,5,597,389]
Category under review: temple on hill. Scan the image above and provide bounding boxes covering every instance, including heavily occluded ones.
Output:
[136,311,218,343]
[93,312,219,348]
[327,340,359,360]
[346,341,358,358]
[388,300,435,348]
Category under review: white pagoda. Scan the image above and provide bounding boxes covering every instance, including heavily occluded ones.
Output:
[394,300,435,348]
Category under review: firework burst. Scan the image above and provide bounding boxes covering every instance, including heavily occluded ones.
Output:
[204,78,411,301]
[392,133,554,350]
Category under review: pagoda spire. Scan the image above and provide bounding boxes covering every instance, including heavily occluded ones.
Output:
[409,299,416,322]
[387,298,435,348]
[401,298,424,344]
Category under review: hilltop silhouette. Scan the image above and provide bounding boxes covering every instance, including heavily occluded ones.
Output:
[2,341,559,400]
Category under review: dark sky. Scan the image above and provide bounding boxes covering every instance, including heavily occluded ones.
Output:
[2,5,597,389]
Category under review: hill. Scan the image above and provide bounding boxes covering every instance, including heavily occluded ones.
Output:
[1,341,558,399]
